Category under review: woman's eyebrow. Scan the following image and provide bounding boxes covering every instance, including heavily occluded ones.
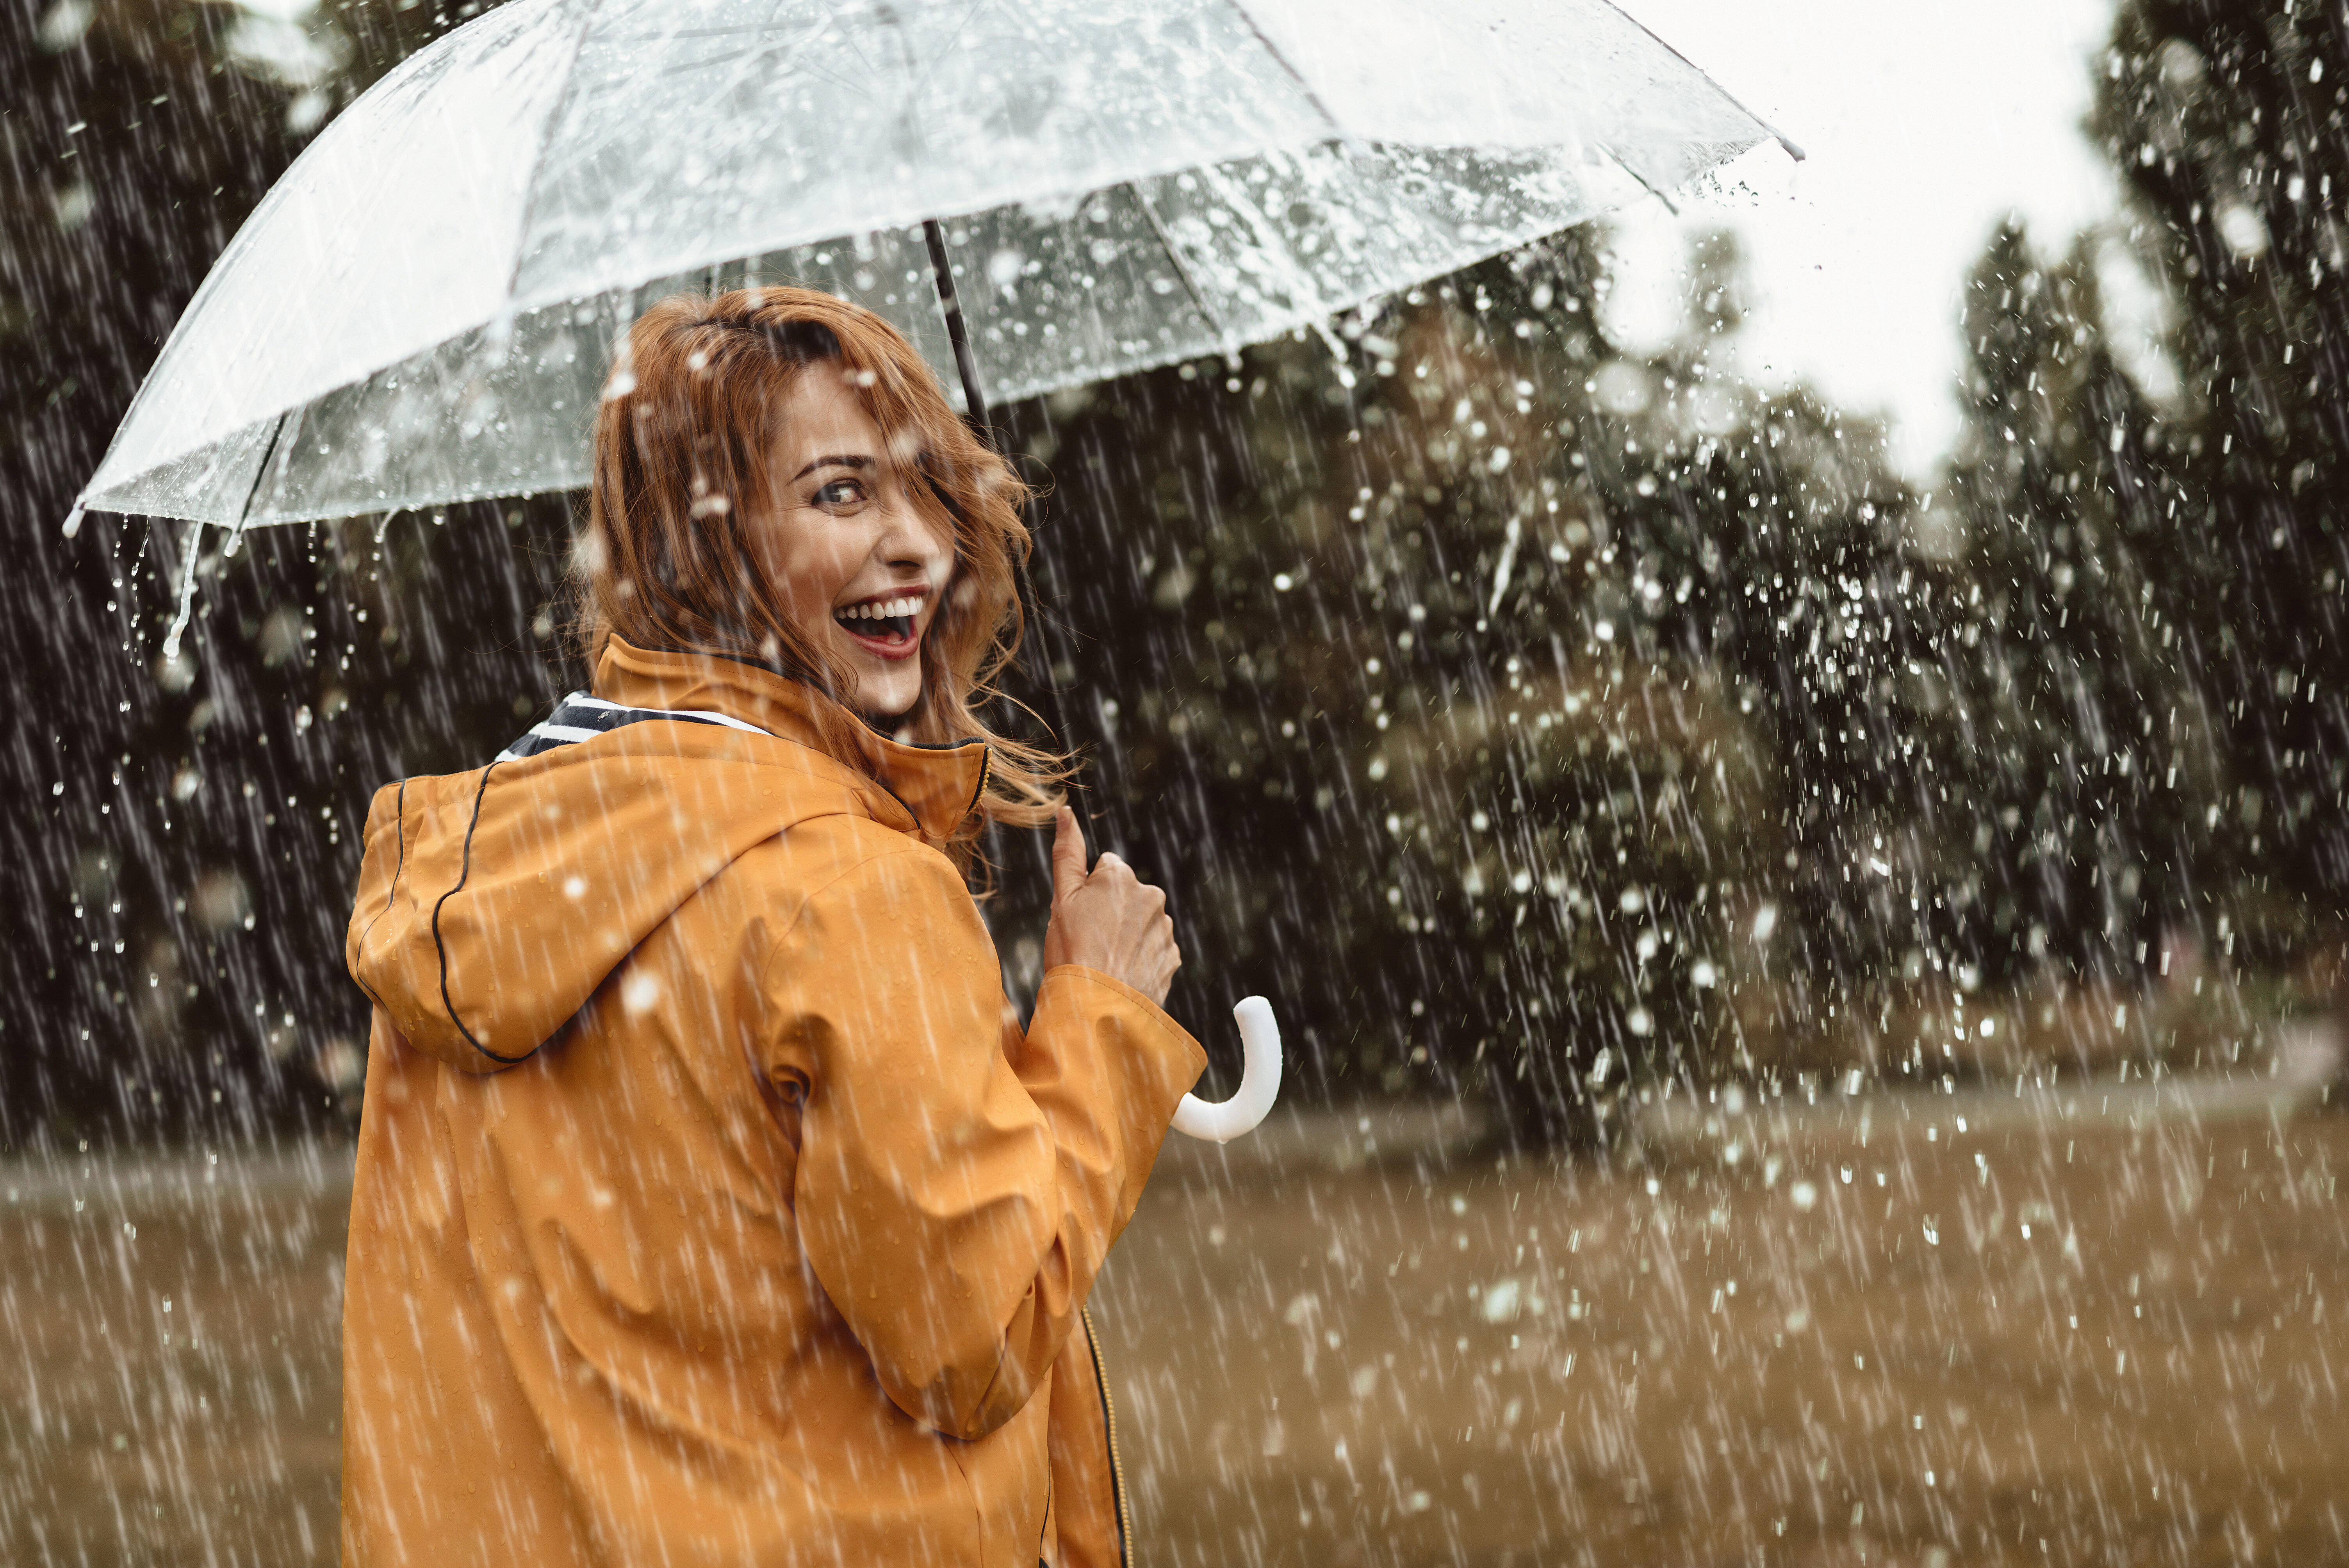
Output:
[792,453,873,482]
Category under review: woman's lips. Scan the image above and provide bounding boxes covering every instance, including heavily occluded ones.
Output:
[832,589,928,661]
[836,617,921,661]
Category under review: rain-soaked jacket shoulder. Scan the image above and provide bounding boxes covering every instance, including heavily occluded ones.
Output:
[339,636,1203,1567]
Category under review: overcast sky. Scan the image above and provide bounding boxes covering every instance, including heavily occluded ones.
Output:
[1602,0,2128,479]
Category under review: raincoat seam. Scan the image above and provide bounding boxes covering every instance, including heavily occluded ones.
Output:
[536,716,860,800]
[593,641,986,837]
[1043,968,1205,1070]
[748,830,1012,1441]
[1037,1463,1053,1567]
[429,761,535,1066]
[865,775,925,836]
[749,833,958,1018]
[959,1339,1019,1442]
[354,777,408,962]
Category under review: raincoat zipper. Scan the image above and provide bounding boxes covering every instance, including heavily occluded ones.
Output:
[1080,1305,1133,1568]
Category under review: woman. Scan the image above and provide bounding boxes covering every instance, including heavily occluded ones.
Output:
[340,287,1205,1566]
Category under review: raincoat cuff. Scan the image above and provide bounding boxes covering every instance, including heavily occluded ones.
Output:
[1041,965,1208,1081]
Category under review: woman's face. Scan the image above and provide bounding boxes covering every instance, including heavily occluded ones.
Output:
[752,366,957,719]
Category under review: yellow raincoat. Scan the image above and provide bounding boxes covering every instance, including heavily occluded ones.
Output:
[340,636,1204,1565]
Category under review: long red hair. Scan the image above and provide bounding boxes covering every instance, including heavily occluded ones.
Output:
[576,287,1068,859]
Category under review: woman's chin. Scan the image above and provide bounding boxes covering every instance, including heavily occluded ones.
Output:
[848,664,924,722]
[825,628,924,719]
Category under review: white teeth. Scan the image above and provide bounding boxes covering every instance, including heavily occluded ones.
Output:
[836,595,920,621]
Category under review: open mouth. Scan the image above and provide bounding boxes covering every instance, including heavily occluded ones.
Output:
[833,593,922,654]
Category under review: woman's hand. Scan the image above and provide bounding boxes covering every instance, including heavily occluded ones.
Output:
[1041,807,1181,1007]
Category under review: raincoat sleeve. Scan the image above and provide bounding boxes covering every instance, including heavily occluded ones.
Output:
[759,841,1206,1440]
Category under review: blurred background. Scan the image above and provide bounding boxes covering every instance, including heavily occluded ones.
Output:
[3,0,2343,1563]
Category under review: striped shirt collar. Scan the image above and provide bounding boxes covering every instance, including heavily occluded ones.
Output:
[496,691,769,763]
[497,637,993,846]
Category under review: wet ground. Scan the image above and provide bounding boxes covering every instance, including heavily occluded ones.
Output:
[4,1075,2344,1566]
[0,1144,347,1566]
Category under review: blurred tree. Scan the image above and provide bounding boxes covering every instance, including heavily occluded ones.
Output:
[1896,0,2349,1031]
[39,0,2344,1157]
[0,0,556,1150]
[1926,221,2203,990]
[1848,0,2349,1079]
[1014,228,1925,1143]
[2090,0,2349,973]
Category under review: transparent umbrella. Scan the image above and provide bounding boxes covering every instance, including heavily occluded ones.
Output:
[68,0,1795,1144]
[71,0,1795,538]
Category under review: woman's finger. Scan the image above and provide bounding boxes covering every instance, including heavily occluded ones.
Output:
[1051,806,1087,907]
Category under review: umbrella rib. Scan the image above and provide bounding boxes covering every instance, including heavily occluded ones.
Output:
[669,0,834,94]
[162,404,283,656]
[1217,0,1360,156]
[1606,150,1681,217]
[499,0,607,310]
[909,0,992,100]
[957,0,1227,363]
[235,410,292,532]
[969,0,1228,356]
[827,0,907,85]
[655,41,859,93]
[626,22,814,39]
[1130,182,1224,351]
[1593,0,1806,162]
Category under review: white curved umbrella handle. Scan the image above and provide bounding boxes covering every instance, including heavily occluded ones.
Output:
[1170,996,1282,1143]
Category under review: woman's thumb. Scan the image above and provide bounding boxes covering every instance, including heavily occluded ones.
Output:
[1052,806,1088,905]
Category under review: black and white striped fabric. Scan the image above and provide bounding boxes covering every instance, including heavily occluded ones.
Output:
[495,691,773,763]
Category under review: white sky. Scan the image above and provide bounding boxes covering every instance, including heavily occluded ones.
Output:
[1602,0,2127,478]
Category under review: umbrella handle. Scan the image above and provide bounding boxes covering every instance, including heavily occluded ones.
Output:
[1169,996,1281,1143]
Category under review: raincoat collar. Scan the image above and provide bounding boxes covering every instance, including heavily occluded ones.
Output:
[593,636,990,845]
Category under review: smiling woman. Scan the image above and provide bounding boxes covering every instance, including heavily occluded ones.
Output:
[755,373,953,720]
[578,287,1068,851]
[338,286,1200,1567]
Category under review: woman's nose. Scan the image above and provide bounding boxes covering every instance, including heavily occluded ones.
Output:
[874,494,951,569]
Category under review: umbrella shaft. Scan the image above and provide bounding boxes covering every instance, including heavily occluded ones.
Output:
[922,216,1078,773]
[923,219,991,433]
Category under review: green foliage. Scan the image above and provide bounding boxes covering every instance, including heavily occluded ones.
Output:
[14,0,2345,1152]
[0,0,545,1146]
[1896,0,2349,1000]
[2090,0,2349,962]
[1005,232,1922,1143]
[1918,222,2200,982]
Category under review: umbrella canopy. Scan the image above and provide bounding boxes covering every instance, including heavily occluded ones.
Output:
[77,0,1794,531]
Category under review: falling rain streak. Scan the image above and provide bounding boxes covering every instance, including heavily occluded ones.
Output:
[3,0,2345,1564]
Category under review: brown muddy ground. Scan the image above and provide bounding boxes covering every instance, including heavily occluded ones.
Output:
[0,1144,348,1566]
[4,1088,2344,1566]
[1103,1078,2349,1568]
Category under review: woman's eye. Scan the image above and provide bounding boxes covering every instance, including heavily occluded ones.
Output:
[816,479,864,506]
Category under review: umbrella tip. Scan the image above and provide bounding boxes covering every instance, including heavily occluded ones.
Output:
[61,502,85,540]
[1775,132,1809,164]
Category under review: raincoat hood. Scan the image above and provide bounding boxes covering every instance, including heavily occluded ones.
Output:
[340,633,1199,1567]
[345,636,990,1073]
